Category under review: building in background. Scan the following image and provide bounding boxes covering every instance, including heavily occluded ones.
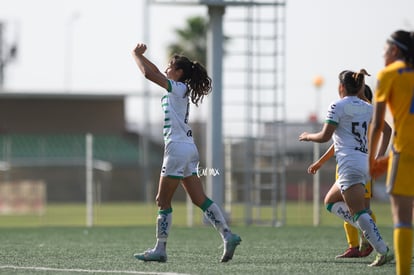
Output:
[0,92,162,202]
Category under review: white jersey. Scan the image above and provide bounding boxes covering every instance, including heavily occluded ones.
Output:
[161,79,194,145]
[325,96,373,185]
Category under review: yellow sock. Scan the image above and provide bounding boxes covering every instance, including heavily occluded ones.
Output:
[394,227,412,275]
[344,221,359,248]
[370,211,376,223]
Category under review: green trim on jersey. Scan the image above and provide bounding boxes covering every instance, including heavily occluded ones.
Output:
[325,119,338,126]
[167,80,172,92]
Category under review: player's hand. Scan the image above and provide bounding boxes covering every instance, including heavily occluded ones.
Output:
[299,132,310,141]
[133,43,147,56]
[307,162,321,174]
[369,155,389,179]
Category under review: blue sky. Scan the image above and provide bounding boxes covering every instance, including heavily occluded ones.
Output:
[0,0,413,125]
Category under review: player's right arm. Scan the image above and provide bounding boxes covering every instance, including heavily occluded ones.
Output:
[368,101,387,177]
[376,120,392,157]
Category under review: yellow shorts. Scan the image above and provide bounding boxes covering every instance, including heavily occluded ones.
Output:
[336,165,372,198]
[386,150,414,196]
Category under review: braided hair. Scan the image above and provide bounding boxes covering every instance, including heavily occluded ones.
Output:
[170,54,212,106]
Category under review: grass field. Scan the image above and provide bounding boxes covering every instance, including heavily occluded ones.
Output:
[0,201,399,274]
[0,225,396,275]
[0,201,394,227]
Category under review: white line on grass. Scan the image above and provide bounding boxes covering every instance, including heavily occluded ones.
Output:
[0,265,191,275]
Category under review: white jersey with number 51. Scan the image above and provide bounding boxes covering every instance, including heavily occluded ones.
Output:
[325,96,373,170]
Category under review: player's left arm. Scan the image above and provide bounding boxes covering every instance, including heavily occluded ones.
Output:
[307,143,335,174]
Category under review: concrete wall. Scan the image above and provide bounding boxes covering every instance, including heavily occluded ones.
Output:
[0,94,125,134]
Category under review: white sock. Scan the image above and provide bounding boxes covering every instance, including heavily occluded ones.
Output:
[329,201,357,227]
[355,212,388,254]
[154,209,172,252]
[204,202,231,240]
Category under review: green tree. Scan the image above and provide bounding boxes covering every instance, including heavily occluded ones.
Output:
[167,16,208,66]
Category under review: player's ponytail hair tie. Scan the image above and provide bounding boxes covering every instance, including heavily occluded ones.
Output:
[352,69,370,81]
[351,69,370,93]
[359,69,370,77]
[339,69,370,95]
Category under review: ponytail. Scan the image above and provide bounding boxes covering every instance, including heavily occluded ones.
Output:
[339,69,370,95]
[171,54,212,106]
[186,61,212,106]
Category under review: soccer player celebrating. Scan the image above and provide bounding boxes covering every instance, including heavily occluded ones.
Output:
[369,30,414,275]
[131,43,241,263]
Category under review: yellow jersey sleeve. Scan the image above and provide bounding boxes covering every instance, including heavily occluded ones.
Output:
[375,60,414,154]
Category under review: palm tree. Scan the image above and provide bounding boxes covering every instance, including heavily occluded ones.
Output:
[167,16,208,66]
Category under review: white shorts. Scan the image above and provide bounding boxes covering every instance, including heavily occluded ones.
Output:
[161,142,199,179]
[335,163,368,193]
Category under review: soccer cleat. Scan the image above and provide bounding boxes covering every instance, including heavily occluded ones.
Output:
[335,247,360,258]
[359,241,374,257]
[134,249,167,263]
[368,247,394,267]
[220,233,242,262]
